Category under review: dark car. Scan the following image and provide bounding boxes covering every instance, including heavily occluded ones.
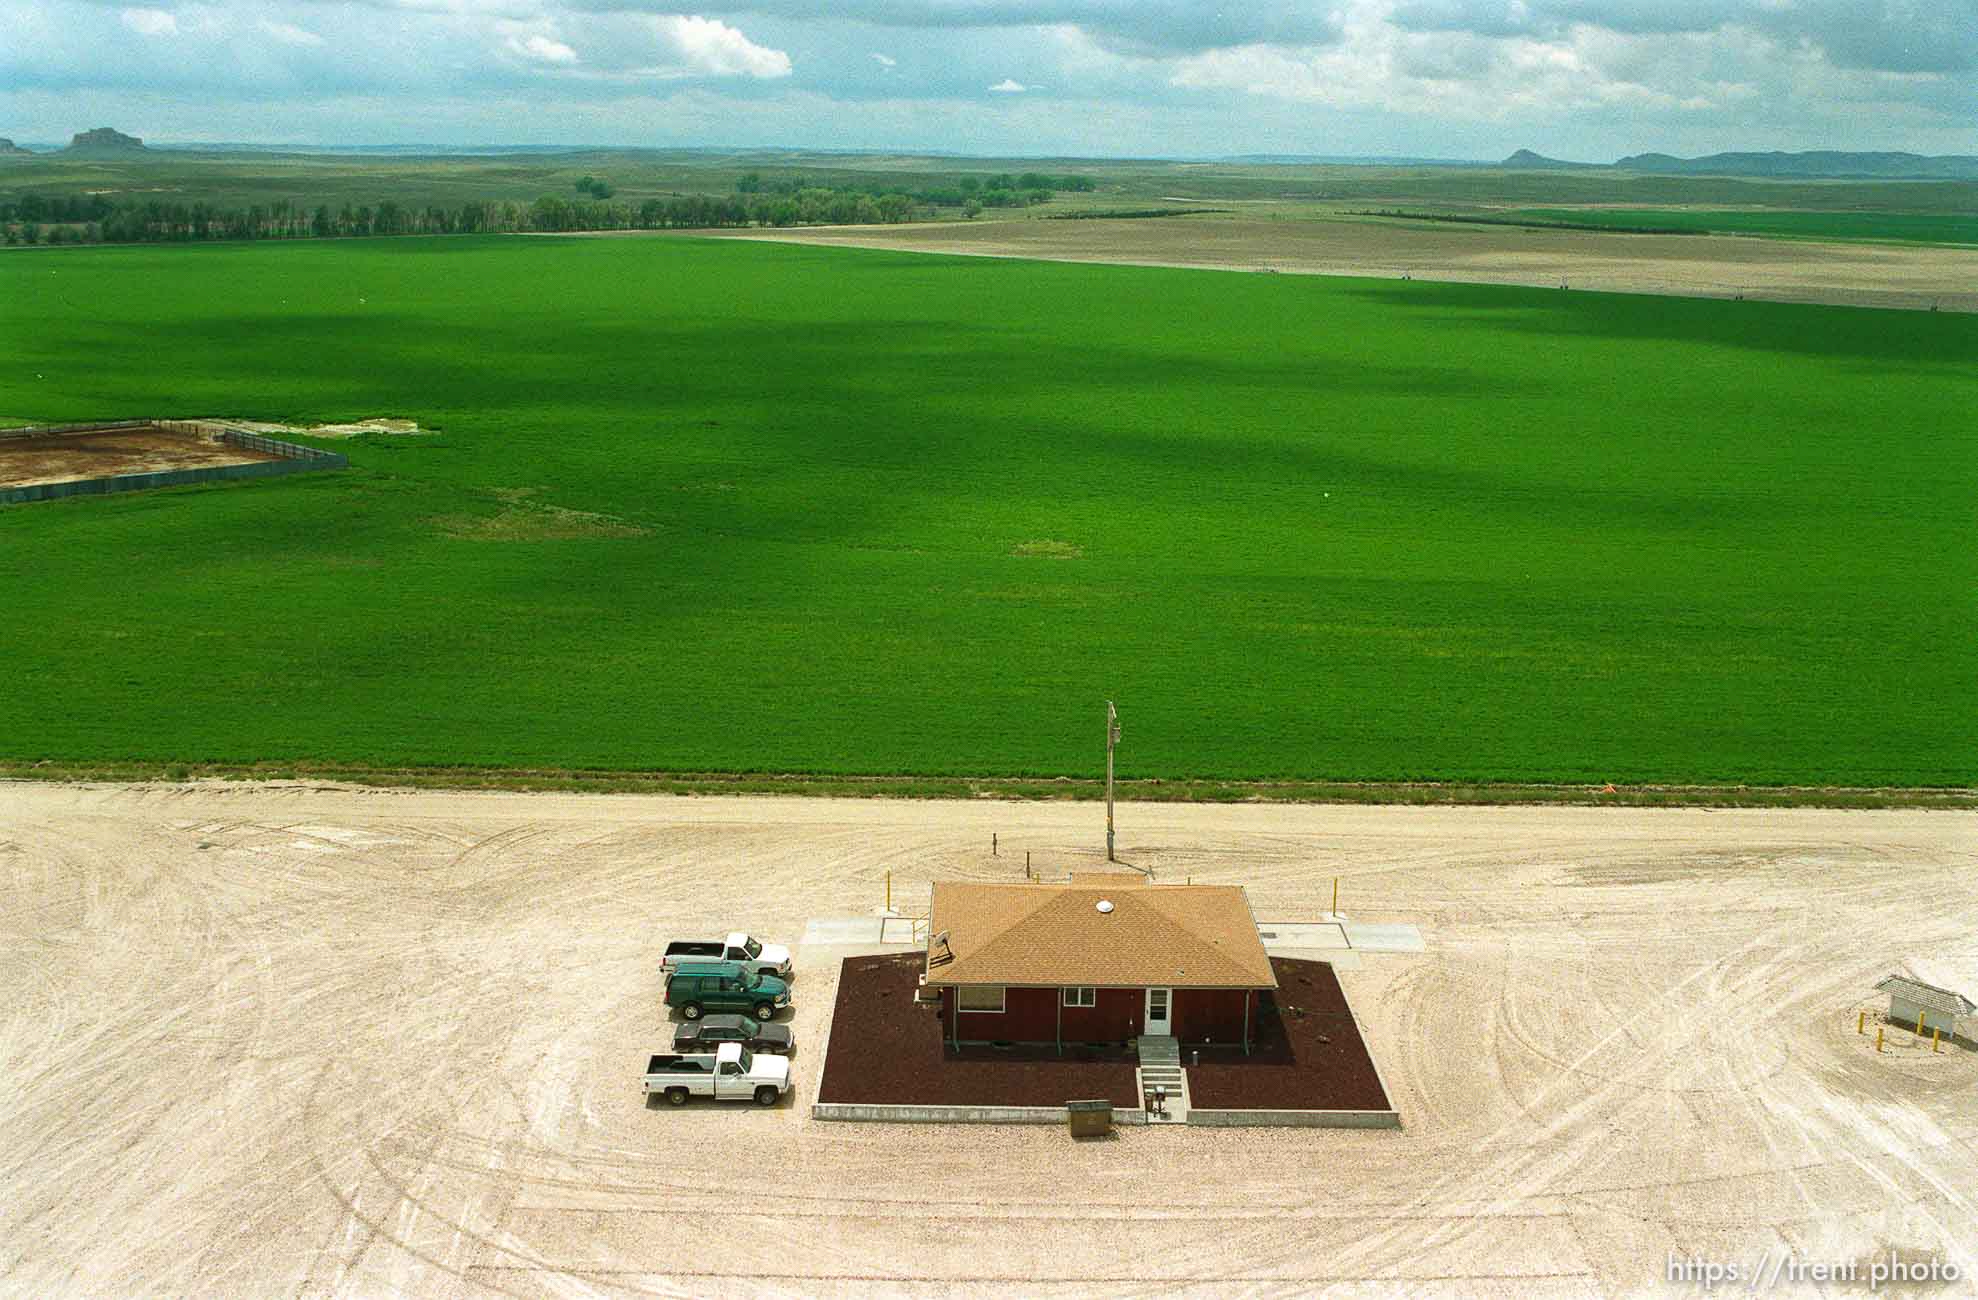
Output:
[664,961,791,1021]
[674,1013,794,1054]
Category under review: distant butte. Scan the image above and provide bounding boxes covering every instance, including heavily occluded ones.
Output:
[64,127,147,155]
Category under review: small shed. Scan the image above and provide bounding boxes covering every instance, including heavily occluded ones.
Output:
[1874,974,1975,1038]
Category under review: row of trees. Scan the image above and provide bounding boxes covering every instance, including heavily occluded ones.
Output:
[738,170,1094,197]
[0,185,975,247]
[736,170,1095,213]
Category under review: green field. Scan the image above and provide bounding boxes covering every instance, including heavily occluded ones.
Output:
[2,235,1974,785]
[1511,207,1978,245]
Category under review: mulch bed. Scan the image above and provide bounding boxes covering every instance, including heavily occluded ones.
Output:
[817,953,1140,1108]
[1184,958,1391,1112]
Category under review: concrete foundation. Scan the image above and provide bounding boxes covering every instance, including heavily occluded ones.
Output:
[813,1102,1150,1125]
[1187,1107,1402,1129]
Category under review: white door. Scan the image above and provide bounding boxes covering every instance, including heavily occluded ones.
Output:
[1144,987,1171,1036]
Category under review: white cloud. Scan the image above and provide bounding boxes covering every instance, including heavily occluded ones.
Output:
[259,19,323,46]
[514,33,578,63]
[658,15,791,78]
[988,77,1027,91]
[120,7,180,37]
[493,19,579,65]
[871,51,896,67]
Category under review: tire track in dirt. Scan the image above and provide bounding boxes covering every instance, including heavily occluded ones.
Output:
[3,785,1974,1296]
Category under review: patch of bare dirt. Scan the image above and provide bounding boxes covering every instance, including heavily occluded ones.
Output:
[214,417,424,438]
[434,495,649,541]
[0,424,281,488]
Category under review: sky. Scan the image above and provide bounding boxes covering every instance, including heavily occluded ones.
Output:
[3,0,1974,158]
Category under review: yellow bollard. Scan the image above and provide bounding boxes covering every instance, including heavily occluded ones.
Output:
[1332,877,1340,914]
[1857,1010,1866,1035]
[1933,1028,1943,1054]
[1876,1027,1884,1053]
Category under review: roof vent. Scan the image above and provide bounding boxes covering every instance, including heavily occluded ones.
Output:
[1096,899,1115,914]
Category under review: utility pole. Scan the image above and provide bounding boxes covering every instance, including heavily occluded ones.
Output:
[1105,700,1120,862]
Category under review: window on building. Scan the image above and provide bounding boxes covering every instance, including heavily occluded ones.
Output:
[1062,987,1096,1007]
[958,985,1005,1012]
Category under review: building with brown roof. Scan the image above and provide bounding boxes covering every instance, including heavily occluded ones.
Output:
[922,874,1277,1052]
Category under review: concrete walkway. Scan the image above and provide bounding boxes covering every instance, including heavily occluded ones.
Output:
[1136,1035,1189,1123]
[800,915,921,946]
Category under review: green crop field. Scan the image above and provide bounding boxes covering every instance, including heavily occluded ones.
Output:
[1510,207,1978,245]
[2,234,1974,786]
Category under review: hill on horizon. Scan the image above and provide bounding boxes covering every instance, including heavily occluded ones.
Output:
[62,127,147,157]
[1505,147,1978,180]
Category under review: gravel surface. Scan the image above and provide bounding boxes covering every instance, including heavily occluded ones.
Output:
[2,782,1974,1296]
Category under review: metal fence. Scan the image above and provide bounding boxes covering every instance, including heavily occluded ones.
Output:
[214,428,348,466]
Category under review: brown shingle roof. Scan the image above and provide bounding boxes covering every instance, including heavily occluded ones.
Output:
[923,881,1276,989]
[1875,974,1975,1018]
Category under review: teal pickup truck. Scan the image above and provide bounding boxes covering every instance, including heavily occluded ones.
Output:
[665,961,791,1021]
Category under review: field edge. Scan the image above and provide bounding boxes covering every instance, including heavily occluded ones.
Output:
[4,761,1973,810]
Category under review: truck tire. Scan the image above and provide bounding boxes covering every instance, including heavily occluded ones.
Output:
[755,1085,779,1107]
[681,1003,703,1020]
[754,1002,777,1021]
[666,1088,689,1107]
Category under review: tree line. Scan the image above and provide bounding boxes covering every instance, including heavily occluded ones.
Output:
[0,173,1098,246]
[737,170,1095,216]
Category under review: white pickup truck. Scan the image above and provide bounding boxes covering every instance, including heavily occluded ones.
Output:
[642,1042,791,1107]
[661,932,793,980]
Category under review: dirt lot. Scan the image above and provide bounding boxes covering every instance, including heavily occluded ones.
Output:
[0,425,281,488]
[2,783,1974,1297]
[683,215,1978,312]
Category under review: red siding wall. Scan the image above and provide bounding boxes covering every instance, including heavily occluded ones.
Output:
[942,986,1143,1043]
[1172,988,1257,1044]
[1060,987,1142,1043]
[943,986,1059,1042]
[940,986,1261,1044]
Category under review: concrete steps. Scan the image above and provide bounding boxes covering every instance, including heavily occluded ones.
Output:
[1135,1035,1189,1124]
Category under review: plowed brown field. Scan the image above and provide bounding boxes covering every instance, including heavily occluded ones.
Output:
[680,215,1978,311]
